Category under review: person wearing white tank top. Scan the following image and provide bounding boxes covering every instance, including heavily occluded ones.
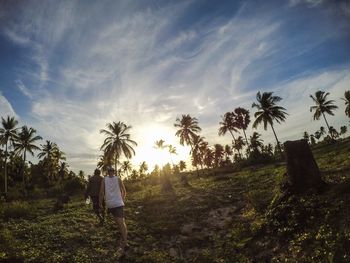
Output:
[99,166,128,253]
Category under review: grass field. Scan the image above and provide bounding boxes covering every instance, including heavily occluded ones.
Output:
[1,138,350,263]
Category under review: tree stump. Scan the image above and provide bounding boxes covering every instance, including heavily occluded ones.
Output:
[284,139,327,193]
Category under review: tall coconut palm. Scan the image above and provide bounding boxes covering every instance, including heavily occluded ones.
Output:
[234,107,250,145]
[0,116,19,195]
[219,112,241,156]
[342,90,350,118]
[174,114,201,149]
[38,140,59,183]
[14,126,42,186]
[310,91,338,140]
[213,144,224,167]
[252,91,287,155]
[249,132,264,153]
[191,135,206,171]
[203,147,214,169]
[100,121,137,171]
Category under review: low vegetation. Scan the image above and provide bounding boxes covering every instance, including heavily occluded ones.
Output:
[0,138,349,262]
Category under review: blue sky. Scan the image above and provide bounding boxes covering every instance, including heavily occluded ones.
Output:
[0,0,349,173]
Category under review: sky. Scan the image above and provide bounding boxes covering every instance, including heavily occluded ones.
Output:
[0,0,349,174]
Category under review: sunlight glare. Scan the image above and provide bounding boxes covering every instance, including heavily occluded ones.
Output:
[132,125,190,170]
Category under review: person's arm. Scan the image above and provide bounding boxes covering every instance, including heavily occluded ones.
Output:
[118,177,126,202]
[99,178,105,208]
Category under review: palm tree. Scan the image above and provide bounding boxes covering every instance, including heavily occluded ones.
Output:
[224,144,233,162]
[14,126,42,186]
[100,121,137,171]
[232,136,245,159]
[38,140,59,183]
[329,126,339,139]
[249,132,264,154]
[252,91,287,155]
[179,160,186,172]
[139,161,148,178]
[97,154,112,172]
[340,126,347,138]
[0,116,19,195]
[319,126,326,138]
[342,90,350,118]
[167,145,177,166]
[303,131,309,143]
[203,147,214,168]
[213,144,224,168]
[191,135,206,172]
[121,160,132,178]
[310,91,338,140]
[219,112,241,156]
[314,131,321,142]
[174,114,201,149]
[310,134,316,145]
[234,107,250,145]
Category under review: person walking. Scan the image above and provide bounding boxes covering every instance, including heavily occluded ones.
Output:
[99,166,128,253]
[85,168,105,226]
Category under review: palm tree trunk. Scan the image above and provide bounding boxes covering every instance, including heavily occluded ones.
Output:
[270,124,283,157]
[322,112,333,140]
[229,130,241,157]
[242,129,249,146]
[4,142,8,197]
[22,150,26,188]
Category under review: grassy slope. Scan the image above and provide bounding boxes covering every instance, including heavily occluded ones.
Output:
[1,138,350,263]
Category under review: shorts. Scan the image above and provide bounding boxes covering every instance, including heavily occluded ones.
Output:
[108,206,124,218]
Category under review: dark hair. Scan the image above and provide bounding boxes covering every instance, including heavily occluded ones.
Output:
[94,169,101,176]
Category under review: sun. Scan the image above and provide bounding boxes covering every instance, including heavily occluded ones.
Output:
[132,125,190,170]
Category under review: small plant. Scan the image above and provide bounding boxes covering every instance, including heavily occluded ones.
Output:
[3,201,31,220]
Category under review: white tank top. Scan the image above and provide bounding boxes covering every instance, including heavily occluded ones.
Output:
[104,176,124,208]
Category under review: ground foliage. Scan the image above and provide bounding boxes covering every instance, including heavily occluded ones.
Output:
[0,139,350,262]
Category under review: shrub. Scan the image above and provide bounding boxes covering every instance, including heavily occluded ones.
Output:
[63,177,85,195]
[160,175,173,193]
[247,189,275,213]
[3,201,31,220]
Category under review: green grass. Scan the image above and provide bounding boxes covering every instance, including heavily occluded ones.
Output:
[1,139,350,262]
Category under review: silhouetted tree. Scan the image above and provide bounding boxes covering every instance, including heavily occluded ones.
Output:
[100,121,137,171]
[234,107,250,145]
[0,116,18,195]
[342,90,350,118]
[14,126,42,186]
[310,91,338,140]
[252,92,287,155]
[174,114,201,151]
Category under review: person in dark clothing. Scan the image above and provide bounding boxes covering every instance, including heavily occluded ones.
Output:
[85,168,105,225]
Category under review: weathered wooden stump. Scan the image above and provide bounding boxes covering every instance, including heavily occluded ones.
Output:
[284,139,327,193]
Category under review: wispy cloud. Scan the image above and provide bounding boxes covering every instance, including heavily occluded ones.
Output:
[0,0,349,172]
[0,92,18,118]
[15,80,33,99]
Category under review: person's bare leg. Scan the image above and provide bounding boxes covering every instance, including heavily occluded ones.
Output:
[115,217,128,248]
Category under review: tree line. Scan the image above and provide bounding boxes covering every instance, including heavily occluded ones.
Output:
[0,117,84,198]
[96,90,349,180]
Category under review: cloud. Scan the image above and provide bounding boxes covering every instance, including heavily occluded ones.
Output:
[0,0,349,172]
[15,80,33,99]
[0,93,18,119]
